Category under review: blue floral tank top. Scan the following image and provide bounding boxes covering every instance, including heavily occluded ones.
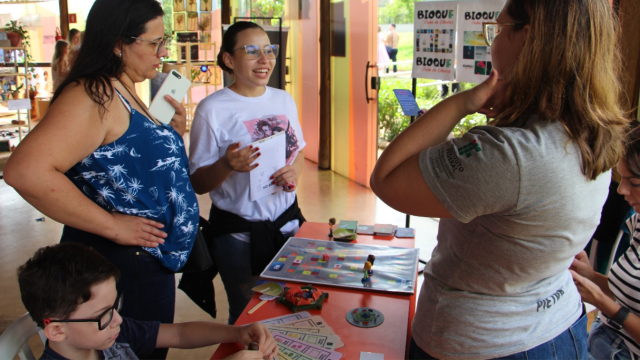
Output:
[65,89,199,271]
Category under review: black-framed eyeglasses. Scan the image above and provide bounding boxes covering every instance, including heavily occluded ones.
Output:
[130,36,172,57]
[231,44,279,60]
[482,22,526,47]
[41,292,123,331]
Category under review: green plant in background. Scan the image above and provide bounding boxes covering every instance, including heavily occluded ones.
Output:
[252,0,284,26]
[377,79,487,144]
[4,20,34,74]
[378,0,415,24]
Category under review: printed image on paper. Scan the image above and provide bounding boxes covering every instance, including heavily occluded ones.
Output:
[411,1,458,81]
[243,114,300,166]
[248,131,286,202]
[456,0,505,83]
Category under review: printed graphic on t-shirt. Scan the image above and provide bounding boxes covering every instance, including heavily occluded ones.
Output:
[243,114,300,165]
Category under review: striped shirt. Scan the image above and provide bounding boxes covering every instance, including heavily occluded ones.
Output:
[606,213,640,358]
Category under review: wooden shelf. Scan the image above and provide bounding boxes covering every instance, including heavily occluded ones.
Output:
[0,72,26,77]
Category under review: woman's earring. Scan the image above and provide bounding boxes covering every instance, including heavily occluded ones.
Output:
[119,53,123,58]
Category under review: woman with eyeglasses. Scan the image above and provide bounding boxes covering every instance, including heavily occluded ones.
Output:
[5,1,193,357]
[189,21,306,325]
[371,0,629,358]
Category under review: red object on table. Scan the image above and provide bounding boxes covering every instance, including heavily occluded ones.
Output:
[211,222,418,360]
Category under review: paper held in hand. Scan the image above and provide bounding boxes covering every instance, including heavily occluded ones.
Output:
[249,131,286,202]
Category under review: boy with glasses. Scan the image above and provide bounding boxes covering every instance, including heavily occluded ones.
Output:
[17,242,277,360]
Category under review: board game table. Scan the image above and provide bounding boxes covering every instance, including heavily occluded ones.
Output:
[211,222,418,360]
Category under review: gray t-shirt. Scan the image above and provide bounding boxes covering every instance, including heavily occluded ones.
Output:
[413,115,610,359]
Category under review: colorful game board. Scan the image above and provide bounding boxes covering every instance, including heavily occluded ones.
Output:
[260,237,420,294]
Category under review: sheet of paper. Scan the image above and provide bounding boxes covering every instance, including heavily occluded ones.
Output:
[8,99,31,110]
[260,311,311,326]
[281,316,329,329]
[274,333,343,360]
[268,326,341,350]
[269,326,344,348]
[360,352,384,360]
[249,131,286,202]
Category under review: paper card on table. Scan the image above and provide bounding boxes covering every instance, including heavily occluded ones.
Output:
[277,351,294,360]
[360,352,384,360]
[356,225,374,235]
[395,227,415,238]
[249,131,286,202]
[269,326,344,348]
[274,333,342,360]
[268,326,341,350]
[337,220,357,232]
[8,99,31,110]
[260,312,312,326]
[252,282,283,296]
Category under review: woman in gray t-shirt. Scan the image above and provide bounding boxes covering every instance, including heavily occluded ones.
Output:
[371,0,630,359]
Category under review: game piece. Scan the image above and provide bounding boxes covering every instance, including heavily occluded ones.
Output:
[361,260,374,286]
[346,307,384,328]
[277,284,329,313]
[248,342,259,351]
[328,218,336,237]
[367,254,376,265]
[323,254,330,262]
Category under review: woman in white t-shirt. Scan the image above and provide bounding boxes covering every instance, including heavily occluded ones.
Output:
[371,0,629,358]
[189,21,306,324]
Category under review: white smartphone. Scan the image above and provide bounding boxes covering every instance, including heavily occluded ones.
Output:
[148,70,191,125]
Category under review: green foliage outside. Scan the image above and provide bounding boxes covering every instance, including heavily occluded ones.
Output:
[251,0,284,26]
[378,0,415,25]
[377,79,487,143]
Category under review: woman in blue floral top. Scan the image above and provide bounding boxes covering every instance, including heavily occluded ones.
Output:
[5,1,196,358]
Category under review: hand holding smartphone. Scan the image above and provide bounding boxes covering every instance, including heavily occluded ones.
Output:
[148,70,191,124]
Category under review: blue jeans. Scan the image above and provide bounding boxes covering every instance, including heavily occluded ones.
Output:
[61,226,175,359]
[409,312,588,360]
[588,318,632,360]
[213,233,261,325]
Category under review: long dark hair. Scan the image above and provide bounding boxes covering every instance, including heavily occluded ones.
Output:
[217,21,264,75]
[51,0,164,117]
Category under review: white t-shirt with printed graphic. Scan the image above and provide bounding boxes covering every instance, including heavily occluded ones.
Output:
[189,87,306,241]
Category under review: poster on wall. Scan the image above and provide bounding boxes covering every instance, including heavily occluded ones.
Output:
[411,1,458,81]
[456,0,505,83]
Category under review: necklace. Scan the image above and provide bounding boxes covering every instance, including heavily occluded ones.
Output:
[116,79,161,126]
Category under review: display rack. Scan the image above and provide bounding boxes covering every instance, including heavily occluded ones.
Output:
[0,45,30,159]
[167,41,219,131]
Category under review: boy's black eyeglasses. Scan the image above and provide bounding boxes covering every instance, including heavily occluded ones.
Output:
[40,292,123,331]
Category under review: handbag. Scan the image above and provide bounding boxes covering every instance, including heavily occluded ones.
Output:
[178,216,215,273]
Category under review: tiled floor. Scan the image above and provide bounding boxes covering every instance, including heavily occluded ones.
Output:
[0,152,440,359]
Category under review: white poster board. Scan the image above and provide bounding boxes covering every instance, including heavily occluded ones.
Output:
[411,1,458,81]
[456,0,506,83]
